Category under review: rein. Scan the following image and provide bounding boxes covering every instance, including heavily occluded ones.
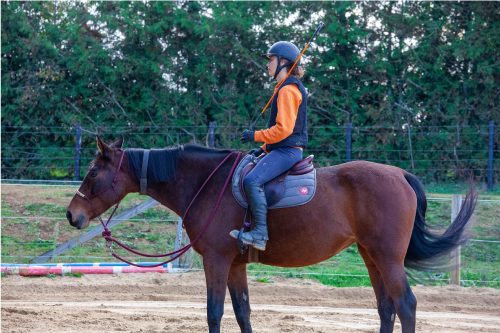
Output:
[76,150,242,268]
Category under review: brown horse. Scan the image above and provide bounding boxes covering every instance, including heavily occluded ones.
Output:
[66,136,477,333]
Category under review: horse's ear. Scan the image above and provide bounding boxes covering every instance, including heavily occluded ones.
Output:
[96,135,112,160]
[113,135,124,149]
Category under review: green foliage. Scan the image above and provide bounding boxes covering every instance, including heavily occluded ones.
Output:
[1,235,25,244]
[45,273,60,279]
[313,275,372,288]
[1,1,499,184]
[24,239,53,251]
[146,233,161,242]
[24,203,67,215]
[253,276,274,283]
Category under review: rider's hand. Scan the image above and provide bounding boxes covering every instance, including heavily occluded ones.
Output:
[248,147,265,157]
[240,130,255,144]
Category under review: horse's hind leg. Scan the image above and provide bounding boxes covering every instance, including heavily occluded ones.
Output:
[358,243,397,333]
[359,244,417,333]
[227,262,252,333]
[379,264,416,333]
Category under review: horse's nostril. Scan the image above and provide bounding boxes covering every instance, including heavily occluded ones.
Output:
[66,211,72,223]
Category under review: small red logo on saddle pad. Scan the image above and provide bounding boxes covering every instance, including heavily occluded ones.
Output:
[299,187,308,195]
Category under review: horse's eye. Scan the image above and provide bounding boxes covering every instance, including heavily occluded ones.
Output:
[90,172,98,179]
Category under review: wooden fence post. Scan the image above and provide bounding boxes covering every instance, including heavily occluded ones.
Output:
[346,123,352,162]
[488,121,495,190]
[52,221,60,250]
[450,195,462,285]
[74,123,82,181]
[172,217,183,268]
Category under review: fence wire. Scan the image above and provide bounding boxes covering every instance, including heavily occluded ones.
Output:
[2,124,498,185]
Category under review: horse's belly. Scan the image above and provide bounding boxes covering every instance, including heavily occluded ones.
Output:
[258,195,354,267]
[258,234,355,268]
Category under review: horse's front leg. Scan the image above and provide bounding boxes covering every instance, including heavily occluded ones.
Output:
[203,251,232,333]
[228,262,252,333]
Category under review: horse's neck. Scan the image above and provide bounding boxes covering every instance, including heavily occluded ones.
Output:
[144,152,230,222]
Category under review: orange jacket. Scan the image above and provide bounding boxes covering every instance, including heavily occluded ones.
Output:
[254,83,302,152]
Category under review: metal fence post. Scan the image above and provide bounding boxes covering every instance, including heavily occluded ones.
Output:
[450,195,462,285]
[74,123,82,181]
[488,121,495,190]
[208,122,216,148]
[346,123,352,162]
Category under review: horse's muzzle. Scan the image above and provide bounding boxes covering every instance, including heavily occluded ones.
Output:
[66,211,86,229]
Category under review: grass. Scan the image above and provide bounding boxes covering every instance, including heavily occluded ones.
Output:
[1,184,499,289]
[45,273,60,279]
[1,199,14,215]
[253,276,274,283]
[64,272,83,278]
[425,182,500,197]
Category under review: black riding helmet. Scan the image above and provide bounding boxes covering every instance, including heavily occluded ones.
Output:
[261,41,300,79]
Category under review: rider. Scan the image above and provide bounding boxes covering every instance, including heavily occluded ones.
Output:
[230,41,308,251]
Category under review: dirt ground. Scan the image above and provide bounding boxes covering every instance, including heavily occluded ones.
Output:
[2,271,500,333]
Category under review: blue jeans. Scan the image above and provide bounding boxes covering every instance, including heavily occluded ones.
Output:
[243,147,303,187]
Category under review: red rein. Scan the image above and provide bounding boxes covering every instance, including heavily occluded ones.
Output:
[76,150,241,268]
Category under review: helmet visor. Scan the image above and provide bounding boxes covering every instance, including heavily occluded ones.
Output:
[260,53,276,60]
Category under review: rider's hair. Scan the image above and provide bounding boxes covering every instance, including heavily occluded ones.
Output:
[281,59,305,79]
[290,65,305,79]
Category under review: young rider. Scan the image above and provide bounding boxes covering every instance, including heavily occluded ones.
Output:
[230,41,308,251]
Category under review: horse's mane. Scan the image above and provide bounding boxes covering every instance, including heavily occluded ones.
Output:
[126,143,234,183]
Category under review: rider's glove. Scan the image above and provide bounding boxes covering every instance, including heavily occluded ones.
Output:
[240,130,255,144]
[248,147,265,157]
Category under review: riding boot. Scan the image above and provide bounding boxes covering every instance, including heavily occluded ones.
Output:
[230,182,268,251]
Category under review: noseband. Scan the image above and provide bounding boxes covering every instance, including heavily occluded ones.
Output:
[75,150,126,241]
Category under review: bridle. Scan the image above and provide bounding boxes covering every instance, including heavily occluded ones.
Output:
[75,149,242,268]
[75,150,127,242]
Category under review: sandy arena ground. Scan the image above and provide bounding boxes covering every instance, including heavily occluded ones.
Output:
[2,271,500,332]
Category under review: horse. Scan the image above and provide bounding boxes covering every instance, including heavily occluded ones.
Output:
[66,135,477,333]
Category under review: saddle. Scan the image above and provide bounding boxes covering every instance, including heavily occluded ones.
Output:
[232,154,317,209]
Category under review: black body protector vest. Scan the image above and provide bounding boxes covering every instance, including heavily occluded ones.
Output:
[266,77,308,151]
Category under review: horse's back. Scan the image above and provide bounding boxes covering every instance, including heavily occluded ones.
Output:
[317,161,416,203]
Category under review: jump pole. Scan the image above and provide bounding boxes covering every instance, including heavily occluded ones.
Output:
[2,262,171,267]
[0,265,178,276]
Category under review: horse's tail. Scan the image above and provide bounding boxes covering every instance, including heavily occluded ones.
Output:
[403,172,478,271]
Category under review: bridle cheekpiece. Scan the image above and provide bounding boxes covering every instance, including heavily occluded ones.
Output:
[75,150,126,247]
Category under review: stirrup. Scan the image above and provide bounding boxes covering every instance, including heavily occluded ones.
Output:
[236,228,249,254]
[231,229,267,251]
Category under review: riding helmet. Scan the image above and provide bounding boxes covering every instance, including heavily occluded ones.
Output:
[261,41,300,79]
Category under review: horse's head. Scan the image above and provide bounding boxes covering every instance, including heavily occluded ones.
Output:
[66,135,134,229]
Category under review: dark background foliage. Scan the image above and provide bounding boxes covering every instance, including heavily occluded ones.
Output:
[2,1,499,184]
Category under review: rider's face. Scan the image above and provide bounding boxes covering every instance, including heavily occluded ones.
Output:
[266,55,278,77]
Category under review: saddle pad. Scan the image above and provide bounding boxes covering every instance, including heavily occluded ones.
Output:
[232,154,317,210]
